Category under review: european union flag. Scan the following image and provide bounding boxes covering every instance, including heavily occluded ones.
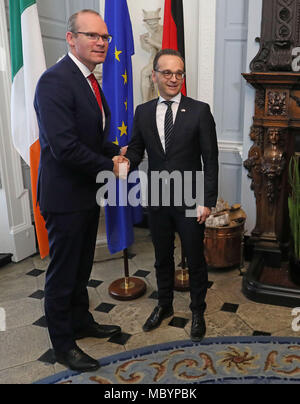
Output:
[103,0,143,254]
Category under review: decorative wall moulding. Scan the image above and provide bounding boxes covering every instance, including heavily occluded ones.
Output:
[218,141,243,159]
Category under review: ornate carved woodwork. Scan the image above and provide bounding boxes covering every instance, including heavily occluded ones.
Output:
[242,1,300,307]
[261,128,287,206]
[267,91,288,115]
[243,72,300,250]
[244,126,264,237]
[250,0,300,72]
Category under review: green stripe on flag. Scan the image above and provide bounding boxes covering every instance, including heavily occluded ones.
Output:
[9,0,23,81]
[20,0,36,15]
[9,0,37,80]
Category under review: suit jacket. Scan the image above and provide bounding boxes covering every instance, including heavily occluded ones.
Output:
[126,96,219,210]
[34,55,120,213]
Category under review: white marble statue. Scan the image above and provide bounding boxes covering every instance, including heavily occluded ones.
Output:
[140,8,163,102]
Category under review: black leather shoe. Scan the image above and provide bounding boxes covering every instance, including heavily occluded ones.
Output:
[143,305,174,332]
[75,322,121,340]
[55,346,100,372]
[191,313,206,342]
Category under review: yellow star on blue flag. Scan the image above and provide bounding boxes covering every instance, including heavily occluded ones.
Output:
[122,70,128,85]
[115,46,122,62]
[118,121,127,137]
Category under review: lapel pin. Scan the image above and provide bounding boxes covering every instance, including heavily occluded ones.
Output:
[181,109,186,112]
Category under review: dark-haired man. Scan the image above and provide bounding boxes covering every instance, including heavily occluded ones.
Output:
[126,49,219,342]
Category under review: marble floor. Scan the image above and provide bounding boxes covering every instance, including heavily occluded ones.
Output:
[0,227,299,384]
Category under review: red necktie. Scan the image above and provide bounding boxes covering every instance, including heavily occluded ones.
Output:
[88,73,103,112]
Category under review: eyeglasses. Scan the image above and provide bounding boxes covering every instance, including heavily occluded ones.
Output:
[73,32,113,43]
[155,70,185,80]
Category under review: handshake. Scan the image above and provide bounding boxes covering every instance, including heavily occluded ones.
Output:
[112,146,130,179]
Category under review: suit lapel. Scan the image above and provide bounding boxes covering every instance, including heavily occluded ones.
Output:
[66,55,103,115]
[150,99,166,156]
[100,87,111,133]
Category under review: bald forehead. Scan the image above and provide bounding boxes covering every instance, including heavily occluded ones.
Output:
[75,11,107,31]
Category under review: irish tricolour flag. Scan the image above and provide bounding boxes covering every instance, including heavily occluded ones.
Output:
[9,0,49,258]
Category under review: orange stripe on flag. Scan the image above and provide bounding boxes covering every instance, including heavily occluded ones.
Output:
[30,140,49,259]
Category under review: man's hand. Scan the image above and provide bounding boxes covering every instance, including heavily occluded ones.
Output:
[112,156,130,179]
[197,206,211,224]
[120,146,128,156]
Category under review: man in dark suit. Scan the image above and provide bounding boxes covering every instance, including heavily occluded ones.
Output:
[34,10,127,372]
[126,49,219,342]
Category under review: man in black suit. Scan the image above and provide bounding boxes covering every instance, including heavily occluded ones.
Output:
[126,49,219,342]
[34,10,128,372]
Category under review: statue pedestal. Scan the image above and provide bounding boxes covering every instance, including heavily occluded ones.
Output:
[242,72,300,307]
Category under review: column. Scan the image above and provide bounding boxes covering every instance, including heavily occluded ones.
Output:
[196,0,217,107]
[0,2,36,262]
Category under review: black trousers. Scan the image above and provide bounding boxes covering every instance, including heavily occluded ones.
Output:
[148,207,208,314]
[42,207,100,352]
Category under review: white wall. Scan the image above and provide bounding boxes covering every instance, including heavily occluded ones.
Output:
[213,0,249,207]
[241,0,263,236]
[0,191,11,253]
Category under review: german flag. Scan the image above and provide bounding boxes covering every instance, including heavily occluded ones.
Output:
[162,0,186,95]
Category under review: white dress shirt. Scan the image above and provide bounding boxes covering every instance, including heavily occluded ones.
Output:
[68,52,106,129]
[156,93,182,152]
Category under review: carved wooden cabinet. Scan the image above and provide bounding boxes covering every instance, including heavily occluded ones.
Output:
[242,0,300,307]
[243,73,300,251]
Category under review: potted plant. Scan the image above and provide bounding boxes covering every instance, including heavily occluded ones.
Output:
[288,153,300,285]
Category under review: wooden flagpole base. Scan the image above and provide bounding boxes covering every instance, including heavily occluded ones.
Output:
[108,248,147,300]
[109,277,147,301]
[174,246,190,291]
[174,269,190,291]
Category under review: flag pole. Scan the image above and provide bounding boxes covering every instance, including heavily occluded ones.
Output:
[109,248,147,300]
[104,0,146,300]
[174,244,190,291]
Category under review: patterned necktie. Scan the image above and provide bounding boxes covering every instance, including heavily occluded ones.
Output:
[88,73,103,112]
[163,101,174,153]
